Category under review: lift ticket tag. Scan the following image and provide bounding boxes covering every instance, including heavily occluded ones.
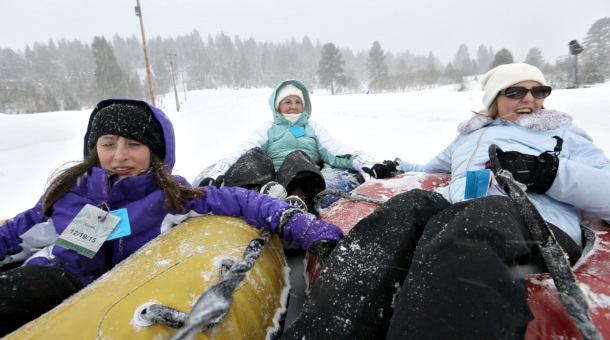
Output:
[464,169,492,199]
[56,204,121,258]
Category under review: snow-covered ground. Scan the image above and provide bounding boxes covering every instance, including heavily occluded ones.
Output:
[1,81,610,218]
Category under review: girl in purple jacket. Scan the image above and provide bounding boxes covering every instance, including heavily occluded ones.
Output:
[0,98,342,335]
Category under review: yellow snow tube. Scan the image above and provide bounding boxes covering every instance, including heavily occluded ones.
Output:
[6,215,289,339]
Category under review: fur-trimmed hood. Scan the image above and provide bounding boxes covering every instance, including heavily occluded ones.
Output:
[457,109,574,134]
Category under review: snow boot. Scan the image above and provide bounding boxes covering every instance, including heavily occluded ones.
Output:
[260,181,287,200]
[284,195,307,212]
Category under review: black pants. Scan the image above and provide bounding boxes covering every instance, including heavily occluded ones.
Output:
[224,147,326,208]
[0,265,83,336]
[282,189,582,339]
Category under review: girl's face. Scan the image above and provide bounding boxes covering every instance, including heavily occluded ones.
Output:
[495,80,546,123]
[96,135,151,180]
[278,95,304,114]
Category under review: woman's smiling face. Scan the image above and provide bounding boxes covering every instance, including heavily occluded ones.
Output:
[495,81,546,123]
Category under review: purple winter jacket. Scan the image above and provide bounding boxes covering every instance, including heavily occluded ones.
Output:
[0,99,342,285]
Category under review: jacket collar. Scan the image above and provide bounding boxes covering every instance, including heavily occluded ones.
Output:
[457,109,573,134]
[81,167,158,206]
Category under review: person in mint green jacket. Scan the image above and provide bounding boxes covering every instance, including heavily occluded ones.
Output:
[197,79,396,212]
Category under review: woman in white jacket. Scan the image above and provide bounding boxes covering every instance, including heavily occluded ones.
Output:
[283,63,610,339]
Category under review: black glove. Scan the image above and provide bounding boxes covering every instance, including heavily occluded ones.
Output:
[493,145,560,194]
[362,160,399,179]
[308,240,338,267]
[198,175,224,188]
[381,160,399,173]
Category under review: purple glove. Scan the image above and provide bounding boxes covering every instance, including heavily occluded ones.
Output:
[281,212,343,251]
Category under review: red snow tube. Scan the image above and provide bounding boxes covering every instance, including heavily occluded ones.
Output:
[306,173,610,339]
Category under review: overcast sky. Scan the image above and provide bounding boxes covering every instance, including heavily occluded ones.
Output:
[1,0,608,65]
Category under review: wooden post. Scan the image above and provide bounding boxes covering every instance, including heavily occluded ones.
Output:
[135,0,155,105]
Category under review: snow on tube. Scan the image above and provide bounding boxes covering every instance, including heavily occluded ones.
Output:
[306,172,610,338]
[6,215,289,339]
[319,165,363,209]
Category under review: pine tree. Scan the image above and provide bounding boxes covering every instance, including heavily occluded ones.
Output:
[489,49,515,69]
[0,48,29,113]
[581,17,610,84]
[452,44,471,73]
[235,48,252,88]
[214,33,236,85]
[444,62,460,83]
[317,43,344,94]
[92,36,131,99]
[58,39,94,107]
[524,48,546,69]
[476,45,493,74]
[367,41,388,92]
[185,30,212,89]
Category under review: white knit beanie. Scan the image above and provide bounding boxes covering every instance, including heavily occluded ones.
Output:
[481,63,549,113]
[275,84,304,110]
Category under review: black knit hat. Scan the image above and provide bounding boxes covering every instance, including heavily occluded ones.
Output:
[87,103,165,159]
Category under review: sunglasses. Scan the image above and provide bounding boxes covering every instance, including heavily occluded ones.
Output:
[498,86,552,99]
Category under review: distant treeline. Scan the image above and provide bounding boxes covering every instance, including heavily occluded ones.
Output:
[1,17,608,114]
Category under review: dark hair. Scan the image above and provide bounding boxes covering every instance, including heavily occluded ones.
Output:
[42,150,204,217]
